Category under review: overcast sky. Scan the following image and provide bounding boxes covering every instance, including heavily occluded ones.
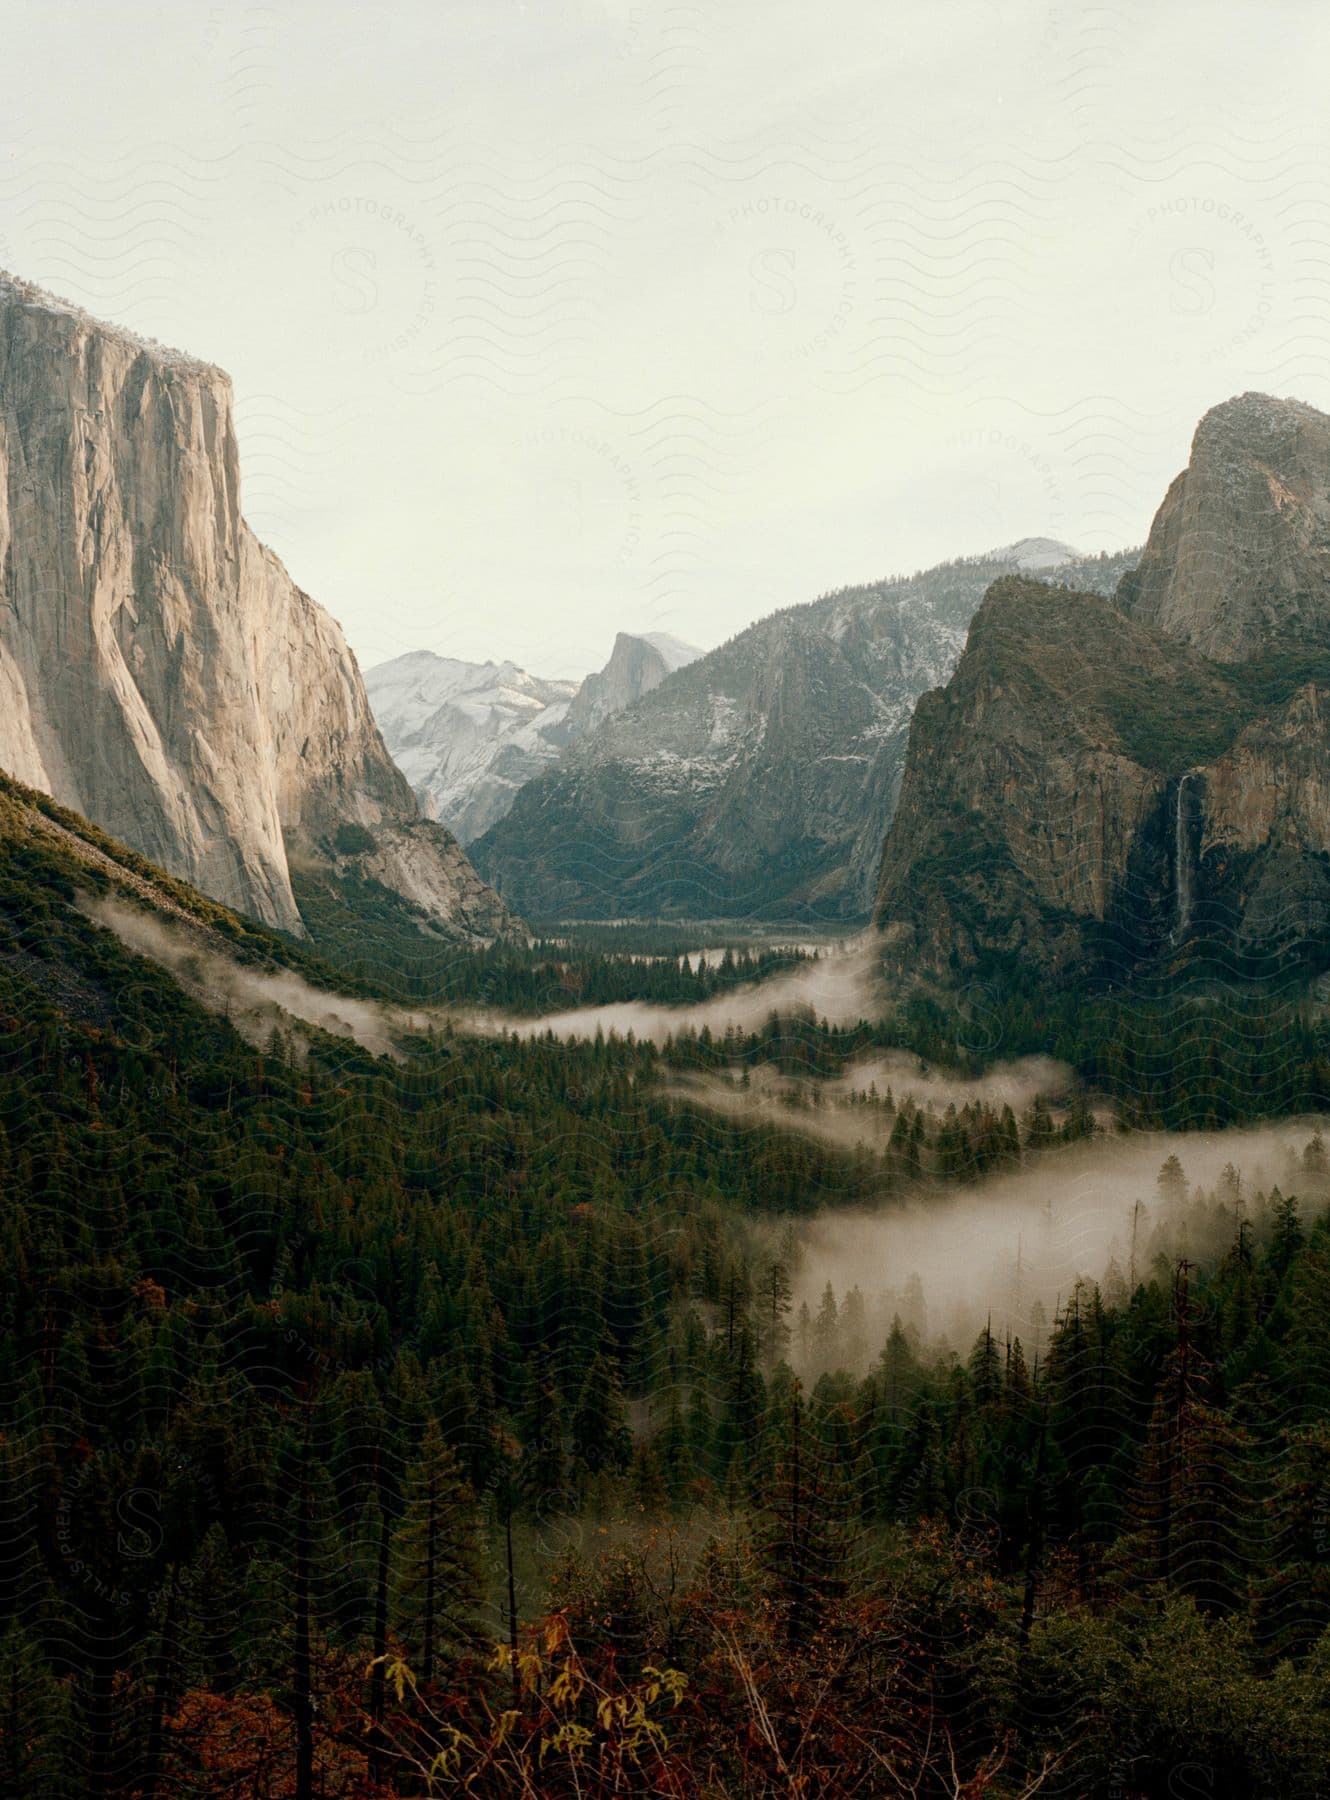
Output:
[6,2,1330,677]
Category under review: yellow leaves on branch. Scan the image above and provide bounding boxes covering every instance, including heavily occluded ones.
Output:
[368,1651,419,1705]
[427,1729,476,1783]
[488,1641,544,1694]
[372,1622,688,1791]
[642,1665,688,1709]
[519,1631,687,1760]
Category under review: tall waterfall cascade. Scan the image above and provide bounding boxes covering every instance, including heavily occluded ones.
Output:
[1173,773,1194,942]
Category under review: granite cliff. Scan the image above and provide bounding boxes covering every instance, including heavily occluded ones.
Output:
[875,394,1330,980]
[0,273,511,941]
[562,630,702,739]
[1119,392,1330,661]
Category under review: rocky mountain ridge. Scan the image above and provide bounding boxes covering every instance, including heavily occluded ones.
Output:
[875,393,1330,980]
[365,653,579,843]
[473,543,1136,922]
[366,629,701,843]
[0,271,512,942]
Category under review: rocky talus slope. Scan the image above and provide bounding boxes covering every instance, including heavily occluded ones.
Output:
[0,272,512,940]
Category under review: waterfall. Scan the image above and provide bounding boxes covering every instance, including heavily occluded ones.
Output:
[1173,774,1193,943]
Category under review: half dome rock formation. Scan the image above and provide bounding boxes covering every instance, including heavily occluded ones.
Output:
[1118,392,1330,662]
[987,536,1084,571]
[0,272,512,940]
[875,394,1330,981]
[561,630,703,739]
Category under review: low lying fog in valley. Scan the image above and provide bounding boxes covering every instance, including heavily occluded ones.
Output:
[665,1051,1076,1153]
[86,899,886,1057]
[88,891,1330,1389]
[782,1120,1330,1378]
[466,931,886,1045]
[81,896,440,1058]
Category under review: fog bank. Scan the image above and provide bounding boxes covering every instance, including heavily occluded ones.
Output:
[82,896,437,1057]
[83,900,888,1059]
[666,1052,1074,1152]
[467,932,885,1047]
[788,1119,1330,1371]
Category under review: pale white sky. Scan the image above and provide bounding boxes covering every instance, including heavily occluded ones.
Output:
[5,1,1330,677]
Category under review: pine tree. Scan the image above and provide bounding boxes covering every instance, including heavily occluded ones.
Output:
[841,1285,868,1371]
[1265,1187,1305,1285]
[968,1319,1003,1409]
[517,1367,566,1507]
[1156,1153,1188,1217]
[757,1383,850,1645]
[393,1421,485,1685]
[1006,1334,1031,1406]
[656,1391,694,1504]
[812,1282,839,1373]
[1302,1131,1327,1177]
[758,1258,794,1362]
[0,1624,77,1799]
[714,1321,765,1487]
[877,1316,920,1424]
[1132,1262,1207,1590]
[1023,1096,1056,1154]
[794,1300,813,1365]
[570,1350,633,1477]
[1252,1419,1330,1658]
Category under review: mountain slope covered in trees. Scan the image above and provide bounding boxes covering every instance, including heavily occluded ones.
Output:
[3,776,1330,1795]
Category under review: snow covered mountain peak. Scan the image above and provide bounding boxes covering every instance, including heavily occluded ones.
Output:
[987,536,1084,570]
[367,628,703,843]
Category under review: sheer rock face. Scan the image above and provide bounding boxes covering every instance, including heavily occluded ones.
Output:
[874,580,1187,972]
[875,399,1330,978]
[0,274,511,940]
[1119,392,1330,662]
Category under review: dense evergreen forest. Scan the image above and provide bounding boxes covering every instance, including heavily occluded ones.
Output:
[3,798,1330,1796]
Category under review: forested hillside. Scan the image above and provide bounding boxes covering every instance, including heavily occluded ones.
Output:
[2,783,1330,1795]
